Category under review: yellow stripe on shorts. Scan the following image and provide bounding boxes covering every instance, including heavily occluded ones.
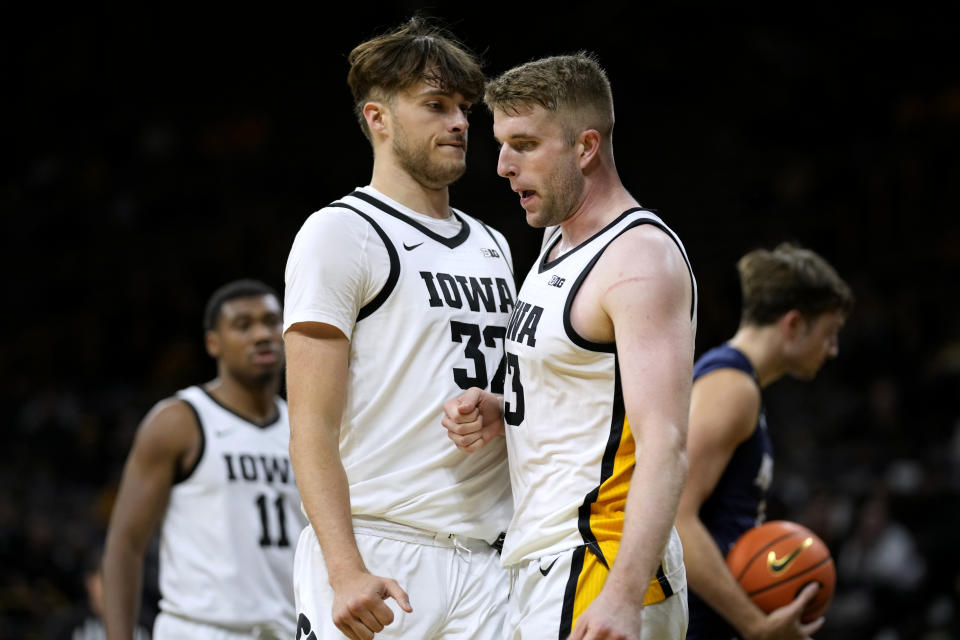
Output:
[565,413,673,635]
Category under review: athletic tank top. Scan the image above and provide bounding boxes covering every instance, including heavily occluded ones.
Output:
[687,343,773,640]
[501,208,697,604]
[291,190,517,542]
[157,386,304,634]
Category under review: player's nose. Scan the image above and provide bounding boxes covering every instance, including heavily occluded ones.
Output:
[497,146,516,178]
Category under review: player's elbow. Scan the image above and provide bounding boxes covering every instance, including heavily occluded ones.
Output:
[663,420,689,486]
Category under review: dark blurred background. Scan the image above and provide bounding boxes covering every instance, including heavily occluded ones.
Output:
[3,5,959,639]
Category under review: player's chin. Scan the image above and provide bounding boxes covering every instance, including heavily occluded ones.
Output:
[434,161,466,186]
[249,363,283,381]
[792,367,819,381]
[524,210,551,229]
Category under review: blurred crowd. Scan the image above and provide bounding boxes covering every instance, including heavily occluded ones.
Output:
[4,9,960,639]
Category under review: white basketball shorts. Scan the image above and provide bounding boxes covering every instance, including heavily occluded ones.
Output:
[506,544,688,639]
[293,518,508,639]
[153,612,288,639]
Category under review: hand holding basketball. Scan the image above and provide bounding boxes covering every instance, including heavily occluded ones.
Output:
[726,520,836,624]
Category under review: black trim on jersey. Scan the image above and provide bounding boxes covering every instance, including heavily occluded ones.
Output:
[477,219,514,279]
[559,545,587,639]
[542,226,562,254]
[575,358,626,561]
[174,399,205,485]
[327,202,401,321]
[570,364,677,605]
[562,216,697,353]
[349,190,471,248]
[572,354,677,605]
[538,209,639,274]
[200,387,282,429]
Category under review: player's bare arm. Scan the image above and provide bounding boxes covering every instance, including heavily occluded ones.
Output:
[678,362,823,640]
[441,386,505,453]
[103,399,199,640]
[568,226,693,639]
[285,322,411,640]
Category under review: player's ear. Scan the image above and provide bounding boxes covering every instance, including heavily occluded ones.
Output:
[363,101,388,137]
[577,129,602,169]
[780,309,807,339]
[205,329,221,359]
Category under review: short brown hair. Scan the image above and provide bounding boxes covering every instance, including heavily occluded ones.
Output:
[484,52,614,145]
[737,242,853,326]
[346,16,485,140]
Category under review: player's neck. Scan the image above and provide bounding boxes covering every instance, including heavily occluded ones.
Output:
[206,376,279,424]
[729,326,786,388]
[558,177,637,250]
[369,162,452,219]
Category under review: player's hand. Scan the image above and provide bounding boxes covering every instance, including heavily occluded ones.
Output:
[567,590,643,640]
[441,387,505,453]
[750,582,824,640]
[331,571,412,640]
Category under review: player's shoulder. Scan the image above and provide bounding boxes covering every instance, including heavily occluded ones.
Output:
[601,219,688,282]
[143,394,196,426]
[302,198,373,230]
[693,366,761,414]
[135,394,201,450]
[291,197,382,253]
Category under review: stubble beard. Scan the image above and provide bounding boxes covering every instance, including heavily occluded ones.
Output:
[393,122,466,190]
[532,160,585,228]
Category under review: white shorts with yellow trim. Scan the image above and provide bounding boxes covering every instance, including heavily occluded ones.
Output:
[506,530,687,639]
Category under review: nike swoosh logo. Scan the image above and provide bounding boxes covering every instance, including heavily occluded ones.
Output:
[767,537,813,574]
[403,242,423,251]
[539,558,559,577]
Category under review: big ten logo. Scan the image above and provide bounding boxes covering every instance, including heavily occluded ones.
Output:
[480,247,501,258]
[548,275,566,288]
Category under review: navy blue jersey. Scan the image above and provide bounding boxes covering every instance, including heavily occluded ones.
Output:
[687,343,773,640]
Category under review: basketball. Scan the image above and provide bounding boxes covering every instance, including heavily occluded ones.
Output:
[725,520,836,623]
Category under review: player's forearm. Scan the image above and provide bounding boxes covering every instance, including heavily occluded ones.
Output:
[677,514,767,638]
[289,421,366,586]
[285,328,362,584]
[101,539,144,640]
[605,428,688,600]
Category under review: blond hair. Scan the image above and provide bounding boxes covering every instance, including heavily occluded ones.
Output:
[484,52,614,145]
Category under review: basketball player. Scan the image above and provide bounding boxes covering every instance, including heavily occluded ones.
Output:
[676,243,852,640]
[282,17,516,640]
[443,53,696,639]
[103,279,305,639]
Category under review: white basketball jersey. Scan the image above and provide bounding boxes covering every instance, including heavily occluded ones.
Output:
[157,385,305,634]
[285,189,517,542]
[500,209,697,584]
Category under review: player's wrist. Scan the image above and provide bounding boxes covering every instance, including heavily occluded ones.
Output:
[736,608,771,640]
[326,556,369,590]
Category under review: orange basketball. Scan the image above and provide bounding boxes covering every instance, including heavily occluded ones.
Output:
[725,520,835,623]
